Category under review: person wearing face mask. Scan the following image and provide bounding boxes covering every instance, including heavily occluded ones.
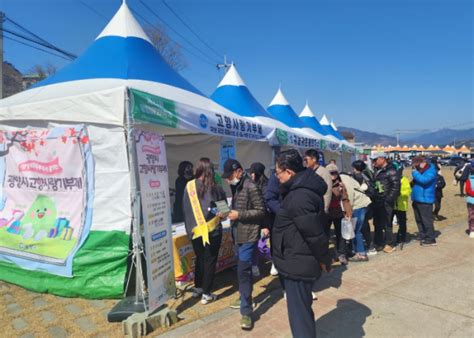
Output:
[411,156,438,246]
[221,159,265,331]
[272,149,331,338]
[173,161,194,223]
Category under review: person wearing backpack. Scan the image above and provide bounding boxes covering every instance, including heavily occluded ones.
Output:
[465,161,474,238]
[455,162,470,197]
[433,165,446,221]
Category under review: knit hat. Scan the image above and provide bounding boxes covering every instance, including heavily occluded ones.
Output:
[326,163,339,174]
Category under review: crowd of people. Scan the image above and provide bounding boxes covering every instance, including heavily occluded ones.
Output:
[173,149,474,337]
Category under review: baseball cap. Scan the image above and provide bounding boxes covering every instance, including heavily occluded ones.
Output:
[326,163,339,174]
[222,159,242,179]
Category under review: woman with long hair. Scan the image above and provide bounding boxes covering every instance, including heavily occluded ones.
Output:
[182,158,226,304]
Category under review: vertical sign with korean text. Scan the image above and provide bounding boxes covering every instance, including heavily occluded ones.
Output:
[135,130,175,312]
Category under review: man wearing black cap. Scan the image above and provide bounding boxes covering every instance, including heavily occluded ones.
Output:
[222,159,265,330]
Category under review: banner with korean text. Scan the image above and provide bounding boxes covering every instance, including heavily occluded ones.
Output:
[0,126,94,277]
[135,130,175,312]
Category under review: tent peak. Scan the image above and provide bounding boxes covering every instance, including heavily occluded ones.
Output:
[96,1,151,43]
[299,102,315,118]
[217,64,245,88]
[320,114,330,125]
[330,120,338,130]
[268,88,289,107]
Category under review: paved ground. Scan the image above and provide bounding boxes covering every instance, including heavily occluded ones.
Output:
[159,223,474,338]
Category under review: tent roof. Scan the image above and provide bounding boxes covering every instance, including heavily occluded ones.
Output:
[267,89,308,129]
[318,114,345,141]
[0,2,255,131]
[298,103,339,142]
[33,2,202,96]
[211,65,273,119]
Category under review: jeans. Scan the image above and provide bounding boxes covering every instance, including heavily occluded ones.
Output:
[352,207,367,254]
[374,202,394,247]
[283,277,316,338]
[362,205,373,249]
[236,241,257,316]
[191,232,222,294]
[412,202,435,242]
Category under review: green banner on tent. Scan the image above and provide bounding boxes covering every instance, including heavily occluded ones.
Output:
[275,128,289,145]
[130,89,178,128]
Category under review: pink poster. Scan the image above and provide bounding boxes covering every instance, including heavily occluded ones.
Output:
[0,126,93,277]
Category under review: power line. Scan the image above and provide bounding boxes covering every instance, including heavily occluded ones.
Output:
[129,6,217,68]
[160,0,223,59]
[78,0,109,20]
[4,16,76,59]
[0,27,76,60]
[137,0,219,65]
[3,35,73,61]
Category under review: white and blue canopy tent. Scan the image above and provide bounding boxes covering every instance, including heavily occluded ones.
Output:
[211,65,327,170]
[298,103,341,144]
[0,2,274,299]
[267,88,342,150]
[320,114,345,142]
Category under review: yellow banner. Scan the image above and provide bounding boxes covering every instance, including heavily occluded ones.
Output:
[186,179,219,246]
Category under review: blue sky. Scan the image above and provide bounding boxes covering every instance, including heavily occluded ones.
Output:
[2,0,473,135]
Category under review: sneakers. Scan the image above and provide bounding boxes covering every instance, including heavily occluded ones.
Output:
[192,287,203,298]
[201,293,217,305]
[252,265,260,277]
[283,291,286,300]
[312,292,318,300]
[230,299,256,309]
[421,239,437,247]
[338,255,348,265]
[367,248,378,256]
[350,253,369,262]
[383,245,397,253]
[469,232,474,239]
[270,263,279,276]
[240,315,253,330]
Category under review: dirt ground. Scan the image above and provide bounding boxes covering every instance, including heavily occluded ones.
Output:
[0,167,469,337]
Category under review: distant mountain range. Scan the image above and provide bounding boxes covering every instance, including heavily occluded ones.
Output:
[339,126,473,147]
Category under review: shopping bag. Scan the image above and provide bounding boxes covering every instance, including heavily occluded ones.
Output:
[341,217,357,240]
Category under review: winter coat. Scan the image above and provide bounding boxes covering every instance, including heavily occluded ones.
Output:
[340,174,372,210]
[264,173,281,216]
[395,176,411,212]
[374,163,401,206]
[254,175,272,230]
[435,174,446,198]
[182,179,227,240]
[411,164,437,204]
[231,174,265,244]
[315,165,333,213]
[272,169,331,282]
[173,175,190,223]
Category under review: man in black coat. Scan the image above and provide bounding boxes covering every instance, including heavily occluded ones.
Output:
[272,149,331,338]
[373,156,401,253]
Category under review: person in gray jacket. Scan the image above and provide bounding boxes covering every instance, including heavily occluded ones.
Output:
[222,159,265,330]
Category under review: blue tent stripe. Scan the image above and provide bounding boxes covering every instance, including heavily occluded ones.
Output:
[211,85,273,118]
[267,104,308,129]
[35,36,202,95]
[300,116,329,136]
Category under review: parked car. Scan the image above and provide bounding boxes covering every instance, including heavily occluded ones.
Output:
[448,156,467,167]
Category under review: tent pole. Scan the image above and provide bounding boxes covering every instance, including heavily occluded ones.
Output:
[108,88,148,322]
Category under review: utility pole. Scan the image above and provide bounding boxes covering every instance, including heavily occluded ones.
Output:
[216,55,231,74]
[0,12,5,99]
